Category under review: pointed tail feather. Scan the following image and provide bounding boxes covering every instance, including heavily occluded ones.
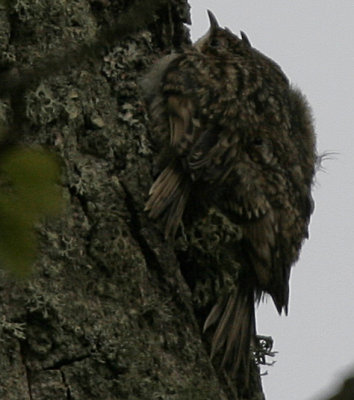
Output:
[203,286,255,377]
[145,161,191,238]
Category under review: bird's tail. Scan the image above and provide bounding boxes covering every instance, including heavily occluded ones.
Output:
[145,160,191,239]
[203,284,256,378]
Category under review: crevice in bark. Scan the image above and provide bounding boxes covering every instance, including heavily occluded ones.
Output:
[66,185,100,266]
[60,369,72,400]
[43,353,91,370]
[19,340,33,400]
[119,180,162,274]
[68,186,90,218]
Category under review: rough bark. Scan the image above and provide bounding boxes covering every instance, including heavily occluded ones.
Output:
[0,1,264,399]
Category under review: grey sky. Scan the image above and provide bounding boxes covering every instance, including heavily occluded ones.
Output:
[188,1,354,399]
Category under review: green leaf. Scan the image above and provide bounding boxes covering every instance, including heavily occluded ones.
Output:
[0,197,36,276]
[1,147,63,216]
[0,147,63,276]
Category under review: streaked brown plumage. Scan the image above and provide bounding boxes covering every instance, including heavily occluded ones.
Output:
[141,10,316,379]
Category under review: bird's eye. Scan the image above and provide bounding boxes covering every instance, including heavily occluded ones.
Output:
[210,38,220,47]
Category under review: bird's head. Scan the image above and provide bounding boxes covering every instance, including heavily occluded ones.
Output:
[194,10,252,57]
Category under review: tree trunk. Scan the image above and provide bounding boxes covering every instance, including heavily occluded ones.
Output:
[0,1,265,399]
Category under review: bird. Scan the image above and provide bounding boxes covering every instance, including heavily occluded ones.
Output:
[141,10,316,379]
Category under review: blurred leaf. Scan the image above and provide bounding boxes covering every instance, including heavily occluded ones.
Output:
[0,147,63,276]
[0,198,36,276]
[1,147,63,216]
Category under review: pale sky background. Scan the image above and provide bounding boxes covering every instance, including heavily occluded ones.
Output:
[189,1,354,400]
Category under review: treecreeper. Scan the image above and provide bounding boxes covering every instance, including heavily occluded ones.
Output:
[141,10,316,382]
